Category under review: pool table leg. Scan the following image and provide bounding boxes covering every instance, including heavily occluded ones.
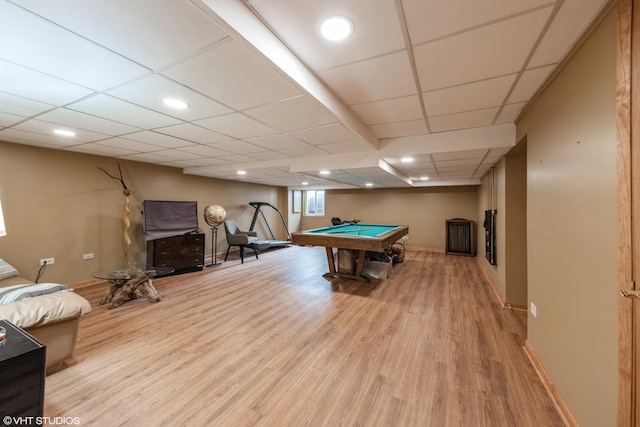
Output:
[322,247,370,282]
[324,247,337,280]
[353,250,366,278]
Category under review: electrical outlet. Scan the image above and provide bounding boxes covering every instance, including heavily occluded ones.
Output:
[530,302,537,318]
[83,253,95,260]
[40,257,54,266]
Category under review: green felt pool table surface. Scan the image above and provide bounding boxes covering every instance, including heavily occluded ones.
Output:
[302,223,402,237]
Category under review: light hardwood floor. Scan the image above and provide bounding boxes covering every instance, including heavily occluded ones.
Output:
[44,246,564,426]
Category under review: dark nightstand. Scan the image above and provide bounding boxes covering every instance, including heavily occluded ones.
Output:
[0,320,46,417]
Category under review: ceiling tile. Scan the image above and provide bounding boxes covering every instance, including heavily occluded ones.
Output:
[148,149,203,161]
[385,154,435,168]
[11,0,229,70]
[0,60,95,106]
[436,159,482,170]
[120,131,196,149]
[0,128,83,147]
[438,170,476,178]
[429,108,500,133]
[424,74,516,117]
[403,0,552,43]
[432,149,489,161]
[162,38,301,110]
[36,108,140,135]
[94,137,164,153]
[248,151,294,161]
[291,123,359,145]
[244,96,336,131]
[279,144,331,158]
[0,112,25,127]
[174,144,233,158]
[244,133,309,151]
[317,139,374,155]
[67,94,182,129]
[529,0,610,67]
[216,154,263,163]
[496,103,526,123]
[209,139,267,154]
[318,51,417,104]
[508,65,555,103]
[194,113,279,139]
[160,158,227,168]
[370,120,428,139]
[64,142,138,157]
[107,75,234,121]
[121,152,186,164]
[351,95,424,125]
[414,6,553,90]
[154,123,232,144]
[11,118,109,142]
[0,91,54,117]
[0,1,148,90]
[248,0,405,70]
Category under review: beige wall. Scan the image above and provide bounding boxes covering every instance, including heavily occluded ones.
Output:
[504,139,528,305]
[517,9,618,426]
[477,139,527,304]
[477,161,508,302]
[0,141,287,284]
[300,186,479,250]
[286,190,302,236]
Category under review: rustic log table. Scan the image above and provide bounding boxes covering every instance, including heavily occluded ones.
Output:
[93,265,174,309]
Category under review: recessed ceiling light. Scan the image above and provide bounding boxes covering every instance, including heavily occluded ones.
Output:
[420,176,429,181]
[302,181,309,186]
[162,98,190,109]
[319,16,353,41]
[365,183,373,187]
[237,170,247,175]
[401,157,414,163]
[319,170,330,175]
[53,129,76,137]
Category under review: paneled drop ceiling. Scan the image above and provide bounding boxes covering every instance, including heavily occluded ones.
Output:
[0,0,612,189]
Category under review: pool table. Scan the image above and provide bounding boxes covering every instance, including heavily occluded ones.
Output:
[291,223,409,281]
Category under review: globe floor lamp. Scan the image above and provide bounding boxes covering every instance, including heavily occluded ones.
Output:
[204,205,226,267]
[207,225,221,267]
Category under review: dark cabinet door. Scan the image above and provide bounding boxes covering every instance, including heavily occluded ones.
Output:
[147,233,205,274]
[0,320,46,419]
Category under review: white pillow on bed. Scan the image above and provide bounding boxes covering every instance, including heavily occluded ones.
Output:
[0,259,18,281]
[0,283,70,305]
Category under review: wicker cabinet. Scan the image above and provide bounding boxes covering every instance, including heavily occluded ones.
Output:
[147,233,205,274]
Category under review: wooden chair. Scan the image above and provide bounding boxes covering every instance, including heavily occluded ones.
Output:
[223,220,260,263]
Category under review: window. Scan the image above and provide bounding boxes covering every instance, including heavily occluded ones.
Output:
[305,190,325,216]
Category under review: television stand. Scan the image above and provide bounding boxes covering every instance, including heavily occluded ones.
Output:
[146,233,205,275]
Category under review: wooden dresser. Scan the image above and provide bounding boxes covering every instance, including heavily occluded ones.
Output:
[0,320,46,418]
[146,233,205,275]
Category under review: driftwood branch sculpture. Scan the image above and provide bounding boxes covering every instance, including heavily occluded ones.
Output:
[97,163,131,196]
[98,163,132,267]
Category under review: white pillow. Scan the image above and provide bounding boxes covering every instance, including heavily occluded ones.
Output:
[0,259,18,281]
[0,283,70,305]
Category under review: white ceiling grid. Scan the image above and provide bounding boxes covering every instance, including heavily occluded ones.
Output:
[0,0,612,189]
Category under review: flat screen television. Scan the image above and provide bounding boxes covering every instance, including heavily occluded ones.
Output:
[142,200,199,241]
